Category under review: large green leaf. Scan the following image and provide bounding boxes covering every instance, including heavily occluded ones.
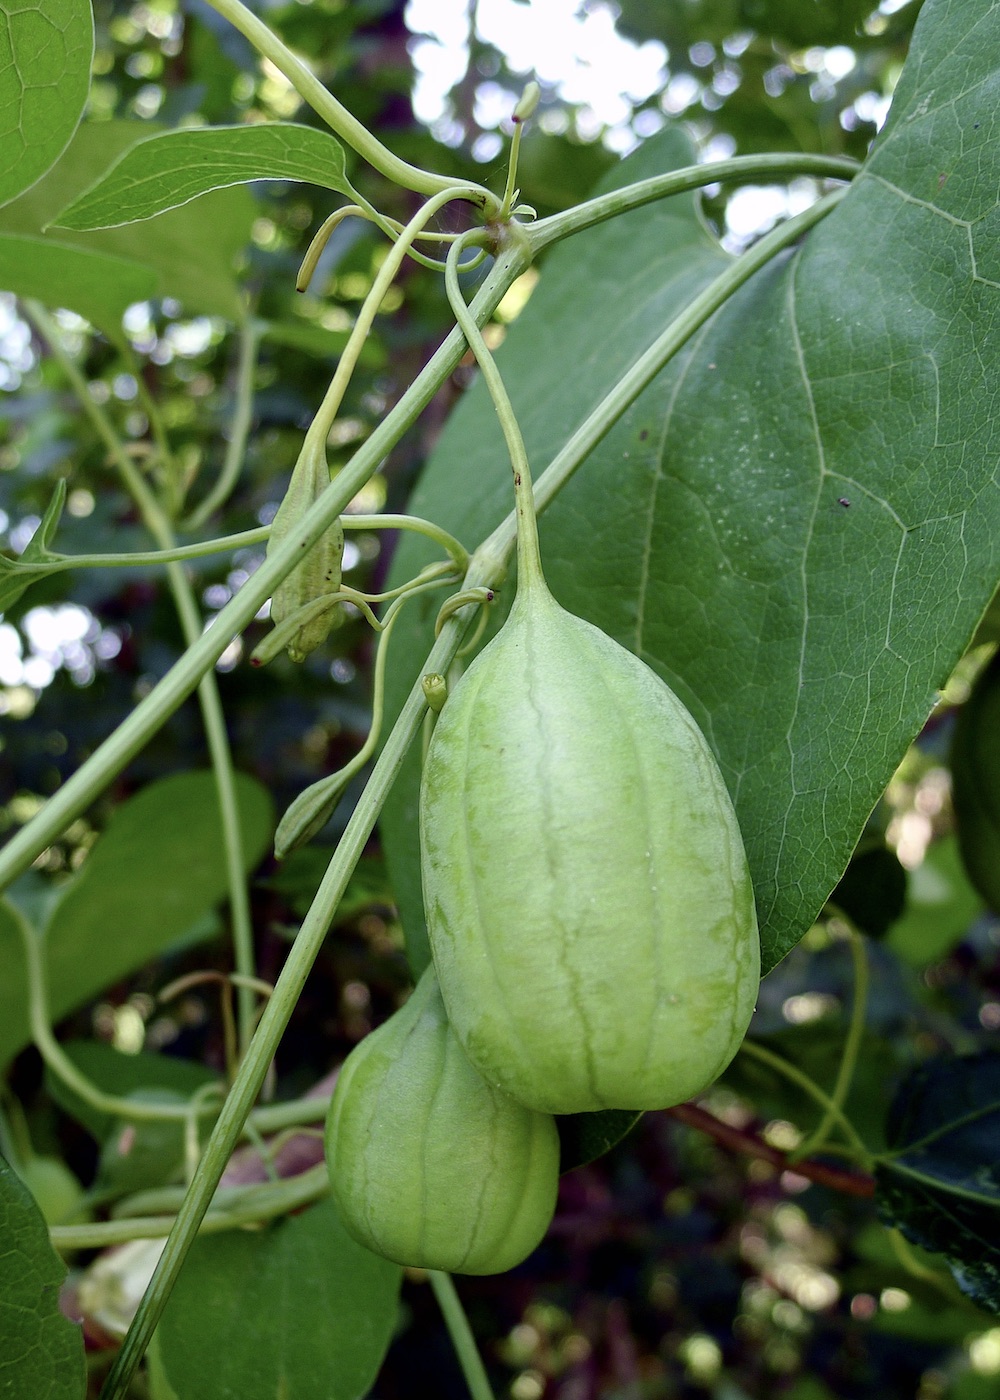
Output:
[156,1199,402,1400]
[0,1155,86,1399]
[53,123,351,230]
[0,770,274,1067]
[876,1052,1000,1312]
[0,0,92,209]
[0,120,255,321]
[382,0,1000,978]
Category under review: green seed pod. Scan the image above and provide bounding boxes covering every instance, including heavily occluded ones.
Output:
[266,441,344,662]
[419,577,760,1115]
[325,968,560,1275]
[952,650,1000,910]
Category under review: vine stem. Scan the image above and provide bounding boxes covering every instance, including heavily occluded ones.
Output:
[0,243,531,900]
[201,0,493,207]
[14,514,463,579]
[429,1273,496,1400]
[182,317,261,529]
[2,192,842,901]
[299,183,487,460]
[791,922,869,1162]
[666,1102,875,1197]
[739,1040,873,1170]
[51,1163,330,1251]
[98,581,499,1398]
[12,890,222,1124]
[444,231,544,590]
[24,301,258,1054]
[529,151,859,251]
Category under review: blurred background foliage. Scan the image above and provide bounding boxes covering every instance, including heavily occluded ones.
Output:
[5,1,1000,1397]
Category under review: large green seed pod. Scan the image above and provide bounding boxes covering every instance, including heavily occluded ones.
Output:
[324,968,560,1275]
[419,577,760,1116]
[952,650,1000,911]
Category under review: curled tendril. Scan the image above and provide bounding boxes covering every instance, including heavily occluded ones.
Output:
[434,586,495,638]
[274,574,454,857]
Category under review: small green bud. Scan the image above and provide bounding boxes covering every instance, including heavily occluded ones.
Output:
[513,82,541,123]
[422,673,448,713]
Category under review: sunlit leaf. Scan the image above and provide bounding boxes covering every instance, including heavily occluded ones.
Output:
[0,0,92,209]
[0,121,255,320]
[53,123,351,230]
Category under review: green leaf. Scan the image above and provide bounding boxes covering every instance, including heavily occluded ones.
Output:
[886,835,985,966]
[0,1155,86,1399]
[0,120,255,321]
[0,0,93,210]
[0,232,157,335]
[46,1040,219,1141]
[156,1199,402,1400]
[383,0,1000,977]
[876,1052,1000,1312]
[53,123,352,230]
[557,1110,642,1172]
[830,844,907,940]
[0,477,67,612]
[0,771,274,1067]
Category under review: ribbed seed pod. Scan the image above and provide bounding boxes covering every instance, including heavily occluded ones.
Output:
[952,649,1000,911]
[419,576,760,1116]
[324,968,560,1275]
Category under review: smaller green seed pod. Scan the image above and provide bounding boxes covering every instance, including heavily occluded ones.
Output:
[266,440,344,662]
[325,968,560,1275]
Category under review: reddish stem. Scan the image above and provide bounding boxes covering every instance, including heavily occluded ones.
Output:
[666,1101,875,1199]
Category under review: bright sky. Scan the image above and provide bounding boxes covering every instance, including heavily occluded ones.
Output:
[405,0,668,153]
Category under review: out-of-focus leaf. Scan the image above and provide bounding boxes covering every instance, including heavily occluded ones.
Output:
[261,317,387,366]
[0,771,274,1068]
[45,1040,219,1142]
[156,1199,402,1400]
[0,233,157,335]
[0,1155,86,1398]
[53,124,351,230]
[262,849,392,923]
[876,1052,1000,1312]
[886,836,984,966]
[0,0,92,209]
[831,844,908,939]
[0,120,255,320]
[952,647,1000,910]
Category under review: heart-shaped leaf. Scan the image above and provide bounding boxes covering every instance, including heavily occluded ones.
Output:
[381,0,1000,978]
